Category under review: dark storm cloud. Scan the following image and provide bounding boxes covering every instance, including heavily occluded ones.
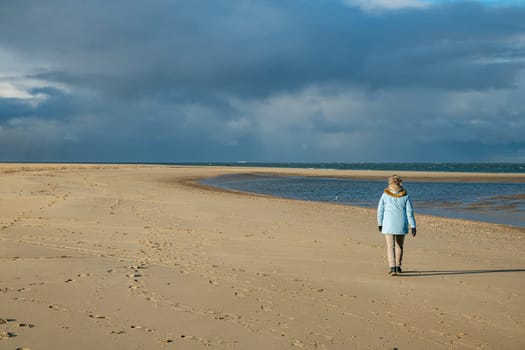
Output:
[0,86,91,122]
[0,98,34,121]
[2,0,524,98]
[0,0,524,162]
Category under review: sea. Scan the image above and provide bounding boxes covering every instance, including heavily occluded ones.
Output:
[197,163,525,228]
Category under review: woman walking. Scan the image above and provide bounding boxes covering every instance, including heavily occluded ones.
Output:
[377,175,417,276]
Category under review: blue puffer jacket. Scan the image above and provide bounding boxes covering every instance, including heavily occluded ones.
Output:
[377,189,416,234]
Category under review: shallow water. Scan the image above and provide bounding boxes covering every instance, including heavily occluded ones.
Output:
[202,174,525,228]
[175,162,525,173]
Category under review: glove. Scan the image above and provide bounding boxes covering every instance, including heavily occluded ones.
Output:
[378,226,382,232]
[411,227,417,237]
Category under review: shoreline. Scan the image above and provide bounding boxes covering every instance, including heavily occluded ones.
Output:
[1,164,524,349]
[4,163,525,230]
[194,171,525,230]
[2,162,525,182]
[188,174,525,232]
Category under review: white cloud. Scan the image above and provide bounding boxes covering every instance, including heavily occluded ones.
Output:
[345,0,525,12]
[343,0,431,12]
[0,45,71,105]
[0,81,33,99]
[0,79,49,107]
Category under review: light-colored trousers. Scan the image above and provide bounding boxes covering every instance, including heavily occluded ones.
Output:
[385,234,405,268]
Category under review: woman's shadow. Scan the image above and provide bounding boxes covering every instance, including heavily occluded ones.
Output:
[399,269,525,277]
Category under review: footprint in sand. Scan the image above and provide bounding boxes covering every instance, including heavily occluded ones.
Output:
[89,314,109,320]
[129,264,148,270]
[130,325,154,332]
[158,338,174,343]
[291,340,305,348]
[16,323,35,328]
[0,318,16,324]
[0,331,16,340]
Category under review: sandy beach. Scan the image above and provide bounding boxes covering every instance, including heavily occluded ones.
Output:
[1,164,524,350]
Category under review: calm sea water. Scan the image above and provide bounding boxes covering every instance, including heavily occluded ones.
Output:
[202,172,525,228]
[179,162,525,173]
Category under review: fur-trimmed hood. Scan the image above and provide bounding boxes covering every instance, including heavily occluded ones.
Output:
[384,188,407,197]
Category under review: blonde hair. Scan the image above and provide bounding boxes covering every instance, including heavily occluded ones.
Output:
[388,175,403,192]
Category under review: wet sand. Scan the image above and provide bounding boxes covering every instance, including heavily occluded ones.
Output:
[1,164,524,349]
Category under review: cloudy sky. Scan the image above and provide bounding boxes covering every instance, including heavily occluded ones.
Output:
[1,0,524,162]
